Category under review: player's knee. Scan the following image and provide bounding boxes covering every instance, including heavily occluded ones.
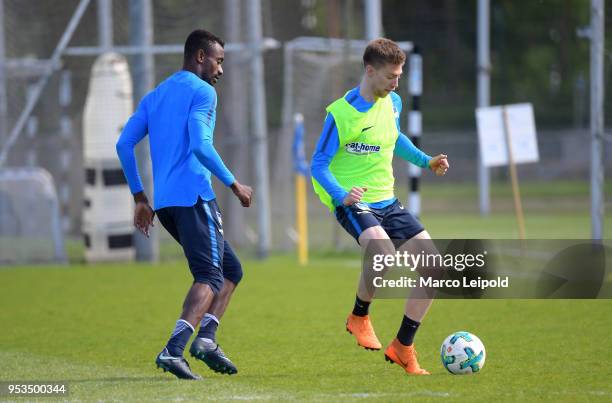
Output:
[363,235,395,257]
[193,272,224,295]
[224,261,243,285]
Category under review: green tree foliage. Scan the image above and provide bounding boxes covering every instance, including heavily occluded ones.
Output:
[384,0,603,130]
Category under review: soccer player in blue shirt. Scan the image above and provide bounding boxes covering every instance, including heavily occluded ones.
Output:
[116,29,252,380]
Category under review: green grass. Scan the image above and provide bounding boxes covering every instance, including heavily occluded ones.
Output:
[423,212,612,239]
[1,255,611,401]
[60,180,611,262]
[302,179,612,250]
[3,180,611,400]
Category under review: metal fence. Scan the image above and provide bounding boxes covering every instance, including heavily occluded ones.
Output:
[0,0,609,259]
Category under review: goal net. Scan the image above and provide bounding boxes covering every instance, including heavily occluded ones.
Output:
[273,37,413,250]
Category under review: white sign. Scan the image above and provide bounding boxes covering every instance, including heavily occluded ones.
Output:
[476,103,539,167]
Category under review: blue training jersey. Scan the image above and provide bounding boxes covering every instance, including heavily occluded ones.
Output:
[116,70,235,210]
[310,87,431,208]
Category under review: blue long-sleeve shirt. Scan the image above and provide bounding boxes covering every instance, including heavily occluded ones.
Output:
[311,87,431,208]
[116,70,235,210]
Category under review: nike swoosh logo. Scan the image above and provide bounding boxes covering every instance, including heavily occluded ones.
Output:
[159,353,180,361]
[361,126,374,132]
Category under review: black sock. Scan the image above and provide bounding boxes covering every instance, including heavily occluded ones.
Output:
[197,313,219,341]
[396,315,420,346]
[166,319,194,357]
[352,295,371,317]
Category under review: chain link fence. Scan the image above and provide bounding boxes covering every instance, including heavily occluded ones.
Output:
[1,0,610,259]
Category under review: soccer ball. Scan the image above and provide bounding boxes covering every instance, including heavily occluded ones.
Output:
[440,331,486,374]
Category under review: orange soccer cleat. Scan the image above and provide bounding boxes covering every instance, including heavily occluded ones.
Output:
[384,338,430,375]
[345,314,382,350]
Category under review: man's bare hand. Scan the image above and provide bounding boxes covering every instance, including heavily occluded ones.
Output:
[134,201,155,237]
[133,192,155,237]
[231,181,253,207]
[429,154,449,176]
[343,186,367,206]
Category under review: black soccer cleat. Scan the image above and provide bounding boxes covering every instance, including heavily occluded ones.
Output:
[155,348,202,380]
[189,338,238,375]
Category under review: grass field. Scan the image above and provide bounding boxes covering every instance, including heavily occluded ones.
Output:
[55,180,611,263]
[271,179,612,252]
[2,179,611,401]
[1,255,611,402]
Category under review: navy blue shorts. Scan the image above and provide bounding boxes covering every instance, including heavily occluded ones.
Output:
[335,199,424,243]
[156,198,243,295]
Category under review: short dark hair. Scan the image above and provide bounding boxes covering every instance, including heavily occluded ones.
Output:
[184,29,224,61]
[363,38,406,68]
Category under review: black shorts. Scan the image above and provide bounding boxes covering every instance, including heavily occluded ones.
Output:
[335,199,424,243]
[156,198,243,294]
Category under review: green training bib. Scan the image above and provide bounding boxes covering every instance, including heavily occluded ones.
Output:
[313,92,398,211]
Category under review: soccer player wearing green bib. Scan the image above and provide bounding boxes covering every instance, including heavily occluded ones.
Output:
[311,38,449,375]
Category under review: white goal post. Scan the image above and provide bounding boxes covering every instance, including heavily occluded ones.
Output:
[272,37,413,249]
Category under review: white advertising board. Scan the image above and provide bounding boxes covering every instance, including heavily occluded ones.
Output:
[476,103,539,167]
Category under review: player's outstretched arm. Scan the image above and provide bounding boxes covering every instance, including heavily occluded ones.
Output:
[395,133,449,176]
[394,133,431,168]
[188,85,237,187]
[391,93,448,175]
[188,85,254,207]
[187,119,236,186]
[189,124,254,207]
